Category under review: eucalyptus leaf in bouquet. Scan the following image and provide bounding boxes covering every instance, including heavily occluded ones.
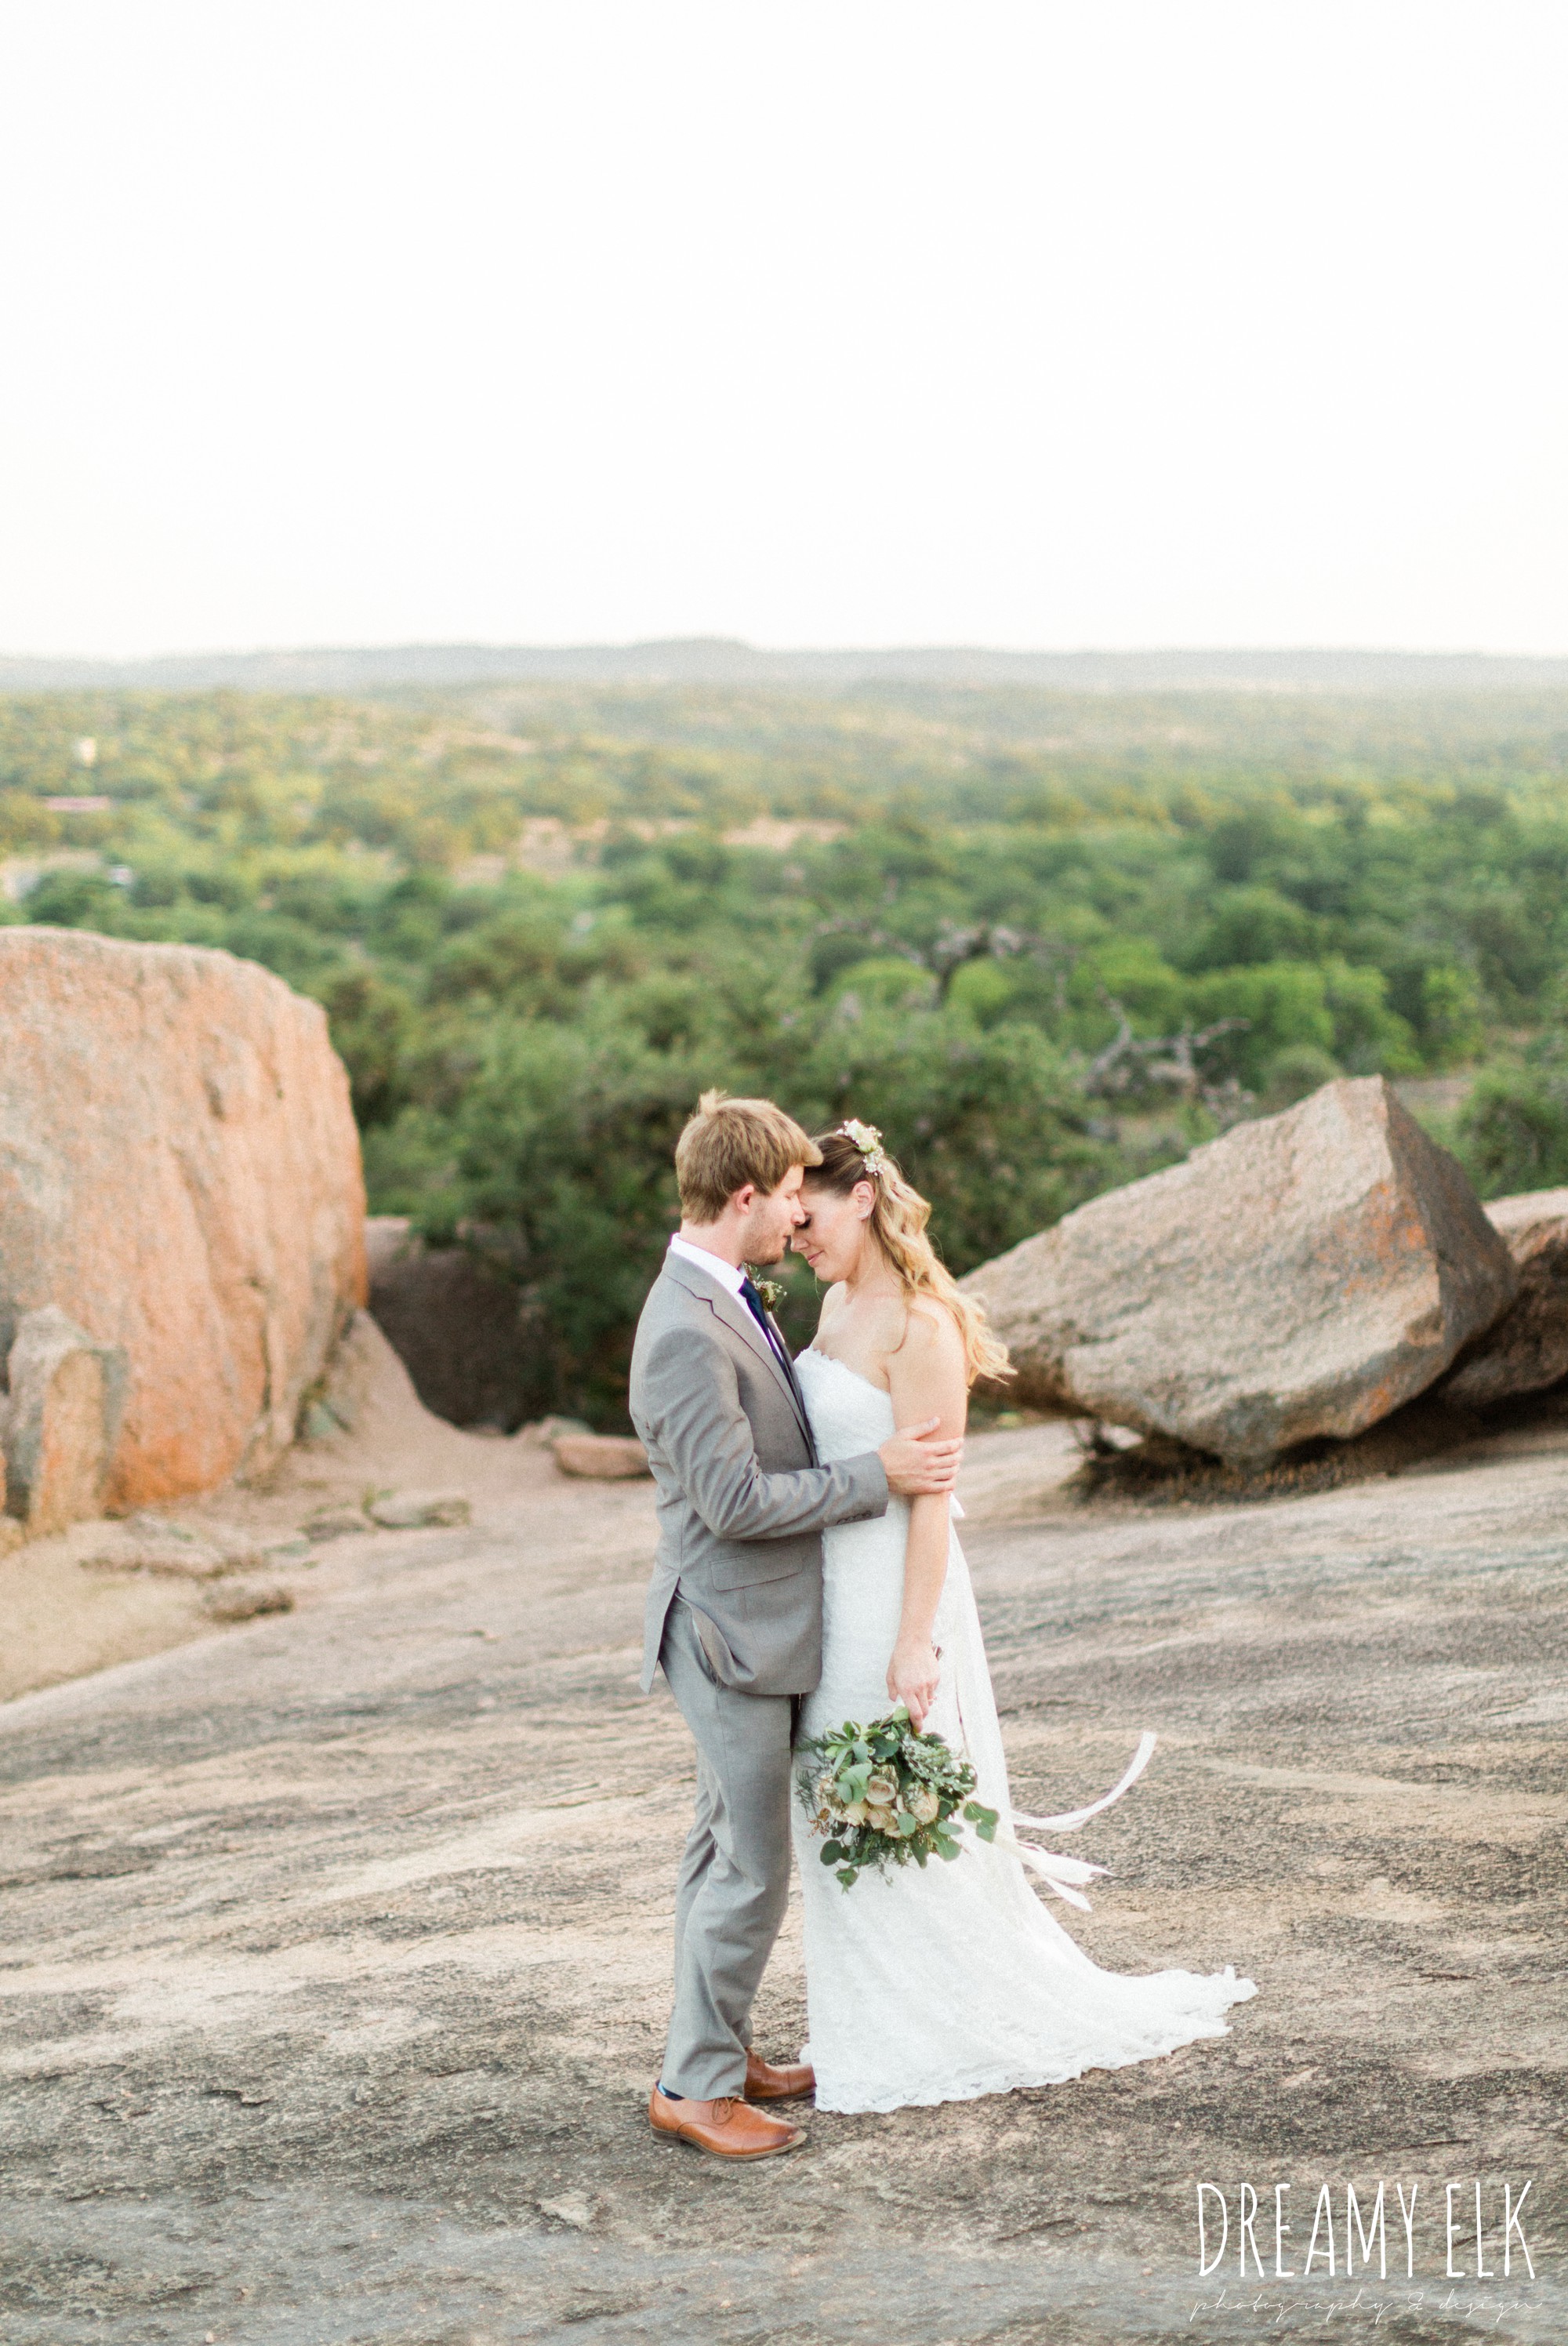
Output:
[797,1704,1000,1887]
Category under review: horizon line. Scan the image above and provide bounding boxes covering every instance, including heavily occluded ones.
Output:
[5,634,1568,666]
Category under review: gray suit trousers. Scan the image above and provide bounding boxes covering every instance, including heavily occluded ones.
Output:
[659,1597,797,2099]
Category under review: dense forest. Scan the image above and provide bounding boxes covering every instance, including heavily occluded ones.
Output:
[4,683,1567,1424]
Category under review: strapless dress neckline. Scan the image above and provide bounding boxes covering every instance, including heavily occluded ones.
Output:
[796,1346,891,1401]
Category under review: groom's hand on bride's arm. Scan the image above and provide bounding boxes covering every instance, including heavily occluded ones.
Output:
[878,1418,963,1496]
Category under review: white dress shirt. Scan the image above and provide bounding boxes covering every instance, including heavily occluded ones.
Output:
[666,1234,746,1298]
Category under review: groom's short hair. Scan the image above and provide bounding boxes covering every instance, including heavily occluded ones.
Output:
[676,1090,822,1219]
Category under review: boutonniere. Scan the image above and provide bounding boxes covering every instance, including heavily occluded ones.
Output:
[744,1265,786,1315]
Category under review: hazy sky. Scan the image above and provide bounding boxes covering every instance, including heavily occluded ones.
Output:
[2,3,1564,656]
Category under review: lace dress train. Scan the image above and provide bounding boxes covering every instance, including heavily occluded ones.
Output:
[790,1347,1256,2116]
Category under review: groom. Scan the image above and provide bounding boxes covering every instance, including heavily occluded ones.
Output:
[630,1091,963,2159]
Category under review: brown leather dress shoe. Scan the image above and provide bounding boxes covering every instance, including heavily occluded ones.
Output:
[743,2047,815,2101]
[648,2086,805,2159]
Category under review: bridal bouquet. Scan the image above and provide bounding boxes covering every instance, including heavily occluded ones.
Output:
[797,1705,1000,1887]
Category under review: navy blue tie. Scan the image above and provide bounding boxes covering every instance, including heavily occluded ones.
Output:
[739,1277,787,1364]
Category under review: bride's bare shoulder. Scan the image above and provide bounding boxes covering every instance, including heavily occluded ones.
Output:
[895,1294,966,1365]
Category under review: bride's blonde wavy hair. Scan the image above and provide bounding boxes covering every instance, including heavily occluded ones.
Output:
[804,1124,1013,1389]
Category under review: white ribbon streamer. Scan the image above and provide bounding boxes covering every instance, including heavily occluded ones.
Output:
[1001,1730,1157,1910]
[937,1500,1157,1914]
[1013,1843,1105,1912]
[1014,1730,1158,1833]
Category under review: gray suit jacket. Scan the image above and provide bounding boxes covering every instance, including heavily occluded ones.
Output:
[629,1251,890,1697]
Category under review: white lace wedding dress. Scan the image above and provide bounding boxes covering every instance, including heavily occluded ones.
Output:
[790,1346,1257,2115]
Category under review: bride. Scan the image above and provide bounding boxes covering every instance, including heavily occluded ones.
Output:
[788,1120,1256,2115]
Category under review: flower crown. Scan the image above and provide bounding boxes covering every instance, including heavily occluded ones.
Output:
[838,1118,887,1176]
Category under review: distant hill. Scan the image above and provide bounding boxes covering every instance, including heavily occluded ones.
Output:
[2,640,1567,696]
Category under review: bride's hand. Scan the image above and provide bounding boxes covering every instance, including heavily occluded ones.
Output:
[887,1636,941,1732]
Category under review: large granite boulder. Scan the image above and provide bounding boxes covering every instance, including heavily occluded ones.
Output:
[0,928,365,1516]
[1438,1188,1568,1408]
[961,1077,1516,1463]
